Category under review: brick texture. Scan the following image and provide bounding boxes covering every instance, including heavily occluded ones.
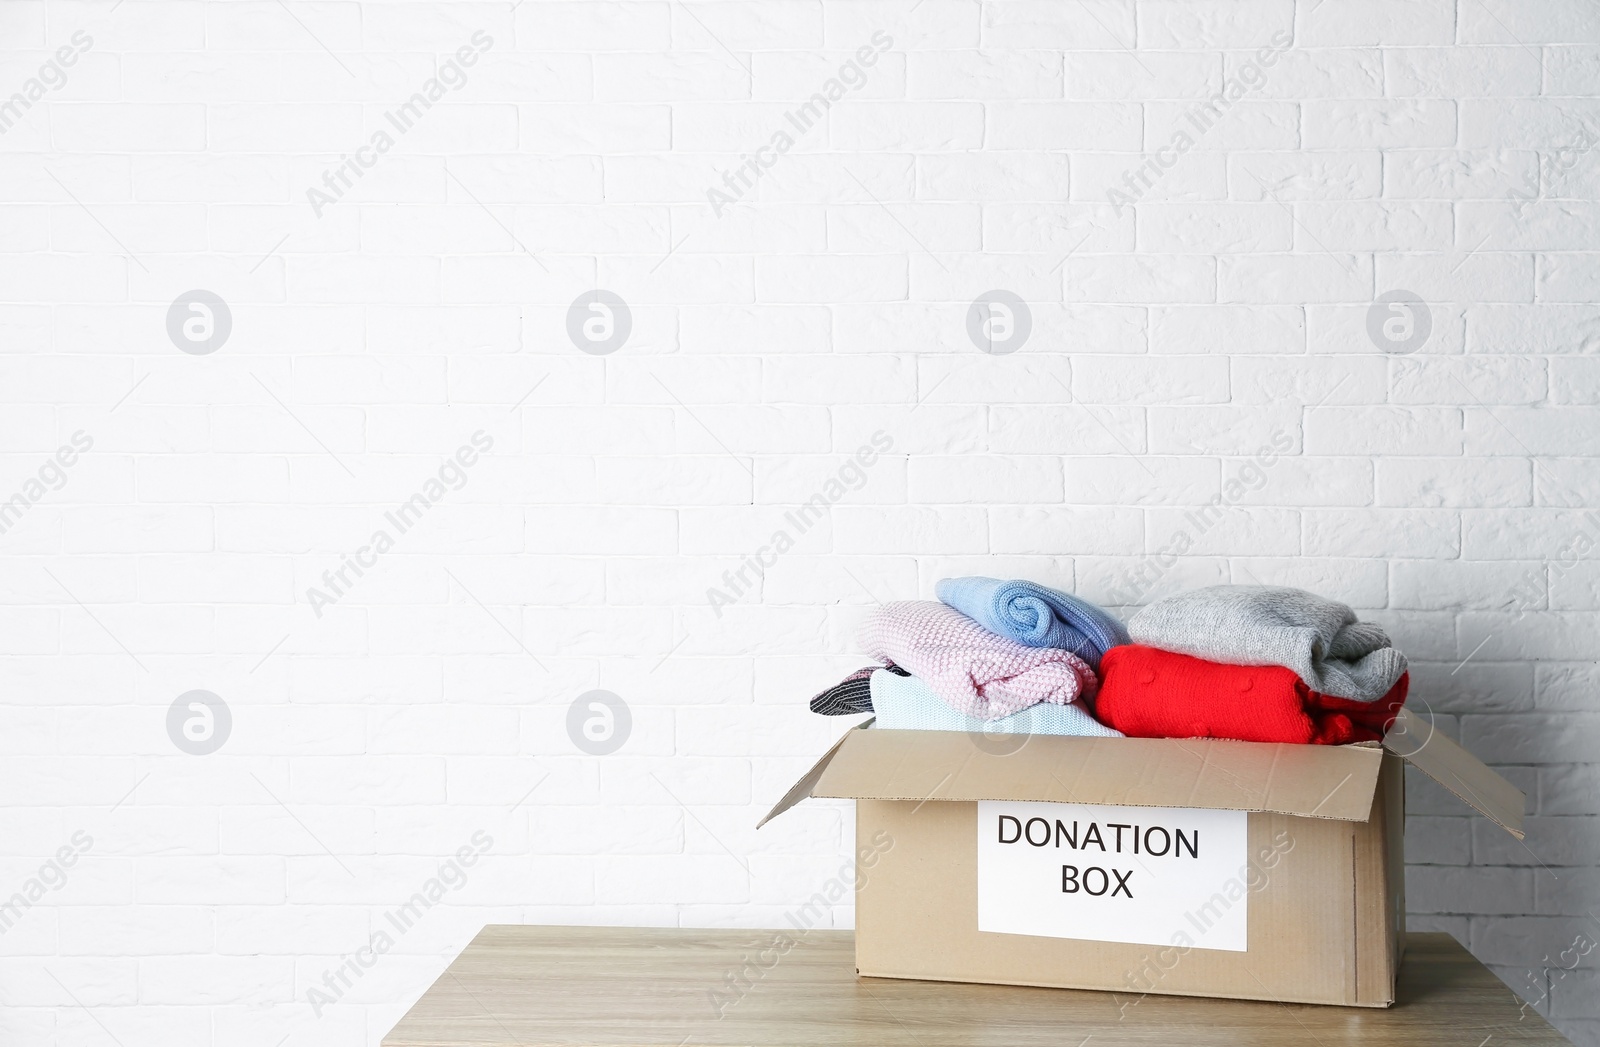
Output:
[0,0,1597,1043]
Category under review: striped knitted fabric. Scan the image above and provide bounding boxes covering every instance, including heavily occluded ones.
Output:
[808,664,909,716]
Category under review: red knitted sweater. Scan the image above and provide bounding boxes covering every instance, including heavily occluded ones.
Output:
[1096,644,1408,745]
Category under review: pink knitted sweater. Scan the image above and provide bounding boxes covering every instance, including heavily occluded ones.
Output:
[859,601,1098,720]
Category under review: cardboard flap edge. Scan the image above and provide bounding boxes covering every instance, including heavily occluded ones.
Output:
[803,728,1385,822]
[1383,706,1525,838]
[756,718,874,829]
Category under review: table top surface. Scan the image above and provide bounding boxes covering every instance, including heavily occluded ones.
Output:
[383,926,1570,1047]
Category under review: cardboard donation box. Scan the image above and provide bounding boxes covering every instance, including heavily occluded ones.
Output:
[760,707,1524,1007]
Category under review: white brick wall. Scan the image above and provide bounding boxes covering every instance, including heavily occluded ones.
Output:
[2,0,1598,1042]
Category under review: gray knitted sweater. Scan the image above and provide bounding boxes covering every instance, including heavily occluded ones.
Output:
[1127,585,1407,702]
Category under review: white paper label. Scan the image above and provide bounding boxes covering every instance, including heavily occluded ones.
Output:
[977,799,1251,952]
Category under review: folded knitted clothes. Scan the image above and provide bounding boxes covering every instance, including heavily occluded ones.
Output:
[859,601,1098,721]
[1128,584,1407,701]
[934,576,1129,669]
[808,664,909,715]
[1096,644,1408,745]
[870,669,1122,738]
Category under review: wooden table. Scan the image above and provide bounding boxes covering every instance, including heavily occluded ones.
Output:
[383,926,1571,1046]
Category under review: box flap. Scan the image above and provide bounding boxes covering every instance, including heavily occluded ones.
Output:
[1383,706,1525,839]
[763,726,1386,825]
[756,719,873,829]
